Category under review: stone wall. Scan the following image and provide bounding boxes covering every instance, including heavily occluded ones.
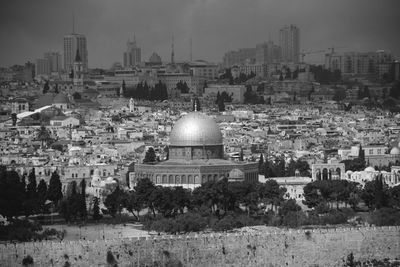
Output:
[1,226,399,266]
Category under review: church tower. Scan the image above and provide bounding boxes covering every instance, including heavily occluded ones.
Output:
[73,49,84,91]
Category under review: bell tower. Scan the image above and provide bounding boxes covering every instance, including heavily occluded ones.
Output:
[73,49,84,91]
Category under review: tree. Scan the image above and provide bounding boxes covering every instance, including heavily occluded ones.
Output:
[47,171,63,205]
[217,95,225,112]
[104,186,126,218]
[11,113,17,126]
[25,168,38,216]
[37,125,52,148]
[172,187,191,214]
[239,147,244,161]
[54,83,59,94]
[92,197,102,220]
[79,179,87,220]
[143,147,157,163]
[333,88,347,102]
[72,92,81,100]
[37,179,48,214]
[126,190,145,221]
[259,179,286,212]
[43,81,50,94]
[390,185,400,209]
[258,154,265,175]
[0,167,25,219]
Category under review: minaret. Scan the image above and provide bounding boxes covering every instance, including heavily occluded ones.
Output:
[171,35,175,64]
[192,97,201,112]
[129,98,135,112]
[73,49,84,92]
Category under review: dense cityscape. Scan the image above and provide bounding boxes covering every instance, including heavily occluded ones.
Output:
[1,1,400,266]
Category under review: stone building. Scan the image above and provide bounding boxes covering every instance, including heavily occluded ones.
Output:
[134,111,258,189]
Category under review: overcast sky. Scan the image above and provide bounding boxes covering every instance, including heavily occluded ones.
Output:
[0,0,399,68]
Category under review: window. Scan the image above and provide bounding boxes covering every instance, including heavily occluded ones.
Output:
[377,149,381,155]
[369,149,373,155]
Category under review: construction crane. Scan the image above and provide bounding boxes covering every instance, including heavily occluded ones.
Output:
[296,50,326,63]
[327,46,347,55]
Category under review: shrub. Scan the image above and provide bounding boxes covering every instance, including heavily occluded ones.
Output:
[369,208,400,226]
[22,255,34,266]
[212,215,235,231]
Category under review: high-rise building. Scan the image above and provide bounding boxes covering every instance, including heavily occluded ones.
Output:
[36,58,51,77]
[325,50,393,77]
[44,52,62,73]
[222,48,256,68]
[64,33,88,72]
[123,35,141,67]
[279,24,300,63]
[255,41,282,64]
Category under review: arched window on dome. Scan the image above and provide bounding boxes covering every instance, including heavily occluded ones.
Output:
[194,175,200,184]
[156,175,161,184]
[162,175,167,184]
[169,175,174,184]
[181,175,187,184]
[202,175,207,183]
[175,175,180,184]
[188,175,193,184]
[207,175,212,182]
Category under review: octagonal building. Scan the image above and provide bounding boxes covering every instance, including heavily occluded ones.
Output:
[134,110,258,189]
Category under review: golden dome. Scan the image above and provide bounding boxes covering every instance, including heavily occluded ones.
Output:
[169,112,223,146]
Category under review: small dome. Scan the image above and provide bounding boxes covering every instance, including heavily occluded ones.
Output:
[93,168,101,177]
[364,166,375,172]
[390,147,400,155]
[53,93,69,104]
[169,112,223,146]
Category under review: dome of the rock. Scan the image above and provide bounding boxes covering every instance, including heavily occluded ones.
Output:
[169,112,223,147]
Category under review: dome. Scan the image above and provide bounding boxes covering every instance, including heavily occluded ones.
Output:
[364,166,375,172]
[36,94,55,108]
[53,93,69,104]
[149,52,162,63]
[169,112,223,146]
[390,147,400,155]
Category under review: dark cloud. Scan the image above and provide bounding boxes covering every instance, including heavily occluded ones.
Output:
[0,0,399,68]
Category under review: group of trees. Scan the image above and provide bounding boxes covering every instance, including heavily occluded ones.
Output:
[303,175,400,226]
[219,69,256,85]
[244,85,265,104]
[59,180,88,222]
[176,81,190,94]
[309,65,341,84]
[215,91,233,112]
[258,155,311,178]
[104,178,287,225]
[0,166,63,220]
[122,80,168,101]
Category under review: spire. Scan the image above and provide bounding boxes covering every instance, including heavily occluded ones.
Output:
[75,49,81,62]
[171,34,175,64]
[190,36,192,62]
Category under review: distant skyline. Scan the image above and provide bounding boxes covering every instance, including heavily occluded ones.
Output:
[0,0,399,68]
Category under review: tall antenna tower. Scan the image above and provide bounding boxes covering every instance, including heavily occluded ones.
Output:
[171,35,175,64]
